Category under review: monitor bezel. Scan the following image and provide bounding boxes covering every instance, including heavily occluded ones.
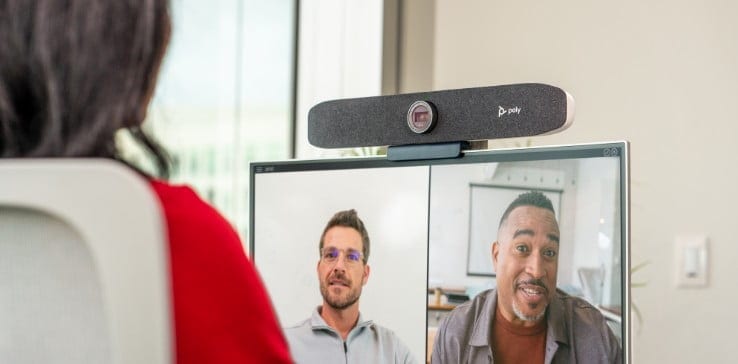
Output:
[249,140,630,363]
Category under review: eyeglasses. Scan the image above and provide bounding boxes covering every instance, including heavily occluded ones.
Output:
[320,247,364,264]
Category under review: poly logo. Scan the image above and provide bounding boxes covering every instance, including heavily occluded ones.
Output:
[498,105,522,117]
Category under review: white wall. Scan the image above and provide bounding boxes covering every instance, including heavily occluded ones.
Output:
[428,1,738,362]
[427,163,501,291]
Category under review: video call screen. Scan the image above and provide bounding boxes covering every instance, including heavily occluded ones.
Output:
[250,142,629,363]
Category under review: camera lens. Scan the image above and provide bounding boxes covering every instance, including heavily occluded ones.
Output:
[407,100,437,134]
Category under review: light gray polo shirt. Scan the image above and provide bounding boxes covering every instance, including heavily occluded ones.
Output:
[284,307,418,364]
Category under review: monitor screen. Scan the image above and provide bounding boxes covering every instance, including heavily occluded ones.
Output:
[250,141,630,363]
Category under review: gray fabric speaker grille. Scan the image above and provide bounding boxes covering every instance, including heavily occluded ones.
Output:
[308,83,567,148]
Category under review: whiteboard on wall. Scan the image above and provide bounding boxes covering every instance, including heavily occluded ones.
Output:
[467,185,562,276]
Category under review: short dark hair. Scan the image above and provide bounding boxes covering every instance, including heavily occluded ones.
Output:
[0,0,172,178]
[499,191,555,228]
[319,209,370,264]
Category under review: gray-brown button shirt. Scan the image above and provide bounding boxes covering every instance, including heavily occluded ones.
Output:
[431,289,622,364]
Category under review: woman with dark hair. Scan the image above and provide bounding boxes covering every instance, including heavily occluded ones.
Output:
[0,1,293,362]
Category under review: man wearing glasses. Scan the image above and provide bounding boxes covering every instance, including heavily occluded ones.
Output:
[284,209,417,363]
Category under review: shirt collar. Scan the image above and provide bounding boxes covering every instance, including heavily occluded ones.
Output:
[469,290,496,346]
[309,306,373,332]
[467,289,570,347]
[546,290,569,346]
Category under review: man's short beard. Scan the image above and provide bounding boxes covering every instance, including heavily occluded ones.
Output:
[324,291,360,310]
[512,301,547,322]
[320,282,362,310]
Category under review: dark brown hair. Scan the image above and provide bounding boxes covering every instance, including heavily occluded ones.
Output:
[0,0,172,177]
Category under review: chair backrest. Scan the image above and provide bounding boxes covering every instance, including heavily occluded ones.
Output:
[0,159,172,364]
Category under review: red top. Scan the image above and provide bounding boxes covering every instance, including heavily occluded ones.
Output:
[491,304,547,364]
[150,180,293,364]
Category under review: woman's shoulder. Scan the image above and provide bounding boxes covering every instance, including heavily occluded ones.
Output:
[149,179,208,209]
[148,179,241,244]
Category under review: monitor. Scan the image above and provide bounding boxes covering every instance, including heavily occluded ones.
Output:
[250,141,630,363]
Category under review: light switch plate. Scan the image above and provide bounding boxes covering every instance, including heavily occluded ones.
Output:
[674,235,708,288]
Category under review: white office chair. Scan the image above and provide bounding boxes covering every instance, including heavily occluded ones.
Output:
[0,159,172,364]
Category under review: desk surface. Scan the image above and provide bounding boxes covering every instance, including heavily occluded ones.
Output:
[428,304,456,311]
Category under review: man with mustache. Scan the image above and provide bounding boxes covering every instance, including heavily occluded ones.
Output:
[432,191,621,363]
[285,209,417,363]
